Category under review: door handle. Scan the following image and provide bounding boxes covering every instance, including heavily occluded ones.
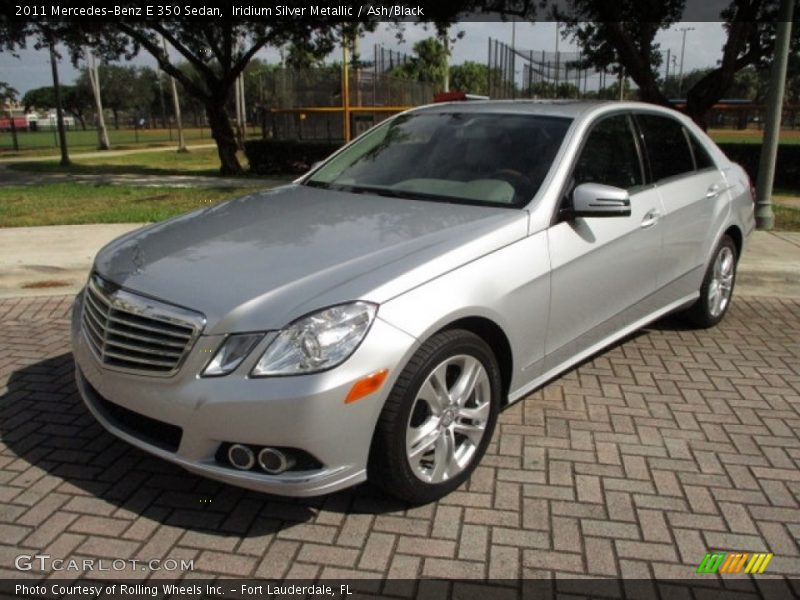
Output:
[705,183,724,199]
[640,209,660,229]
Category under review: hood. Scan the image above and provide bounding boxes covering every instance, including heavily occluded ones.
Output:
[95,184,528,333]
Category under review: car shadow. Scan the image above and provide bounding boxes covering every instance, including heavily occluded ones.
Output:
[1,313,691,538]
[0,353,408,540]
[644,312,699,332]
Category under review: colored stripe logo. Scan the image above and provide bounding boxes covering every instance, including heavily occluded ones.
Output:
[696,552,773,574]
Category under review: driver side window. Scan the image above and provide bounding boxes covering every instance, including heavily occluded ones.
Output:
[572,115,644,191]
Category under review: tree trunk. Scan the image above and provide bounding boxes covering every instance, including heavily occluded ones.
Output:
[206,101,242,175]
[113,110,119,129]
[8,112,19,152]
[684,68,740,130]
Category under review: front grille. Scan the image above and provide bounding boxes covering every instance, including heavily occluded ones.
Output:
[81,274,204,376]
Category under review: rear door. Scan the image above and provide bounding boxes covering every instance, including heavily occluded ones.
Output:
[545,113,664,372]
[635,113,727,298]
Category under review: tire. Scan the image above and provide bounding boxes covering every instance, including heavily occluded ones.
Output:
[682,235,738,328]
[368,329,502,504]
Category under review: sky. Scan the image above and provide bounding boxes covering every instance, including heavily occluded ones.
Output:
[0,21,728,96]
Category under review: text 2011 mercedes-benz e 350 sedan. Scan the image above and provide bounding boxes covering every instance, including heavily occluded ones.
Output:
[72,101,754,503]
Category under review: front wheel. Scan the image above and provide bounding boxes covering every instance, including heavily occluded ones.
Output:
[682,235,738,328]
[369,329,501,504]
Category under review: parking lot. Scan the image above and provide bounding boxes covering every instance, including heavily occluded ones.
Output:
[0,293,798,589]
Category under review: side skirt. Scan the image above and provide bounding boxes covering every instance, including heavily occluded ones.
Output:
[507,292,699,405]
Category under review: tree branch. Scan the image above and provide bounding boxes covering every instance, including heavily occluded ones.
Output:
[116,23,208,100]
[150,22,217,82]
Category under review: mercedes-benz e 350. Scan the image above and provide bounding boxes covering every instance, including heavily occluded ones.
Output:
[71,101,754,502]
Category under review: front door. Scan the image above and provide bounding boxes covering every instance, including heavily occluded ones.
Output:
[545,113,664,372]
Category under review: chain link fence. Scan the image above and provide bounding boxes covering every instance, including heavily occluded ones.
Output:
[488,37,618,100]
[257,67,433,142]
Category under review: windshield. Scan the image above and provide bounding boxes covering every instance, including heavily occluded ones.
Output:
[305,112,572,207]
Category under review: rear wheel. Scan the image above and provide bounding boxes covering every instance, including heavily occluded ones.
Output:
[369,330,501,504]
[682,235,737,328]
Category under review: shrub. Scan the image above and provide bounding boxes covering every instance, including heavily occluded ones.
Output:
[244,140,342,175]
[717,143,800,193]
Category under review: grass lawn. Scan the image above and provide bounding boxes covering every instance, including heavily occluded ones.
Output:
[775,204,800,232]
[0,182,262,227]
[0,127,263,159]
[6,147,241,177]
[708,128,800,145]
[1,127,210,153]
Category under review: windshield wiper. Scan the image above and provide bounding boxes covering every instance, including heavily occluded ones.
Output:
[312,182,519,209]
[320,184,409,199]
[348,185,406,199]
[346,185,472,205]
[304,180,331,190]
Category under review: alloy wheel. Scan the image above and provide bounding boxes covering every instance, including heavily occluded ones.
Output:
[708,245,735,318]
[405,354,491,483]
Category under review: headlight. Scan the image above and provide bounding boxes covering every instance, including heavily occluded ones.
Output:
[203,333,263,377]
[252,302,377,376]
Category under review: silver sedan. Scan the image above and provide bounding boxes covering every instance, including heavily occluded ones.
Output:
[71,101,755,503]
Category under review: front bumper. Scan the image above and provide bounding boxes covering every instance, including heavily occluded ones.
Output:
[70,291,418,497]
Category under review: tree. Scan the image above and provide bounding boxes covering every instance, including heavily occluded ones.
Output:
[0,81,16,104]
[65,86,89,128]
[75,65,154,129]
[174,62,210,127]
[23,85,92,129]
[1,81,19,151]
[66,20,367,174]
[557,0,800,126]
[525,80,583,99]
[388,37,450,91]
[22,86,57,112]
[729,66,765,100]
[284,43,327,69]
[450,61,490,95]
[1,12,374,174]
[1,18,72,164]
[661,66,768,101]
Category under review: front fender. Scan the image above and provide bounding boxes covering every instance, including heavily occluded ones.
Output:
[378,231,550,396]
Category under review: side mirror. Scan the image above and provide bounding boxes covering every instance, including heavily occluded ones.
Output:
[570,182,631,218]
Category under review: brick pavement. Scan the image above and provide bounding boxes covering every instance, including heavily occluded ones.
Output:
[0,294,798,590]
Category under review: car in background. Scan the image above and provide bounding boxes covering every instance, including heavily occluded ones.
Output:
[71,101,754,503]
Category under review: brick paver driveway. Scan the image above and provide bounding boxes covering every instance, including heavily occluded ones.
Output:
[0,294,798,587]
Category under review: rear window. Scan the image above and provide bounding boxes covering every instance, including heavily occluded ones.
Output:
[687,131,716,170]
[636,114,695,182]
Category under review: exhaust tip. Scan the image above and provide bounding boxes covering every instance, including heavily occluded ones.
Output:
[228,444,255,470]
[258,447,295,474]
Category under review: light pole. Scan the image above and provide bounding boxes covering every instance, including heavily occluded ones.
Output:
[554,21,560,91]
[677,26,695,95]
[510,19,515,98]
[755,0,795,230]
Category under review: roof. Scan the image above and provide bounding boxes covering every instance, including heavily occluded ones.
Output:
[411,100,687,123]
[412,99,615,119]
